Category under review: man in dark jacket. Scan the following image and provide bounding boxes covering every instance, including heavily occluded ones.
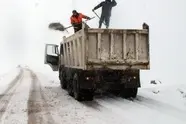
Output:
[92,0,117,28]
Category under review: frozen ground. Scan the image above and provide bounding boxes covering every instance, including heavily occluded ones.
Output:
[0,67,186,124]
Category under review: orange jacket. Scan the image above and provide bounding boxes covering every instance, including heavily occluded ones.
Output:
[70,13,88,25]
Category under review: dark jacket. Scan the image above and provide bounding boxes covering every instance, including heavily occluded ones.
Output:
[93,0,117,17]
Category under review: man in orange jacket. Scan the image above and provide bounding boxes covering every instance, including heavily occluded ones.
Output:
[71,10,91,33]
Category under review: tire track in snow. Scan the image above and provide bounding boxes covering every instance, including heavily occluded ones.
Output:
[0,69,23,100]
[82,97,133,124]
[95,95,186,124]
[0,69,24,120]
[132,95,186,121]
[27,70,56,124]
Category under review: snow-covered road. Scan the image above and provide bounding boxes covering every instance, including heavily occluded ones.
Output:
[0,68,186,124]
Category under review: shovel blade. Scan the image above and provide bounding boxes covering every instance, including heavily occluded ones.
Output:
[48,22,66,31]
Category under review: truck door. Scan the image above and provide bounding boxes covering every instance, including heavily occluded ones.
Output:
[44,44,59,71]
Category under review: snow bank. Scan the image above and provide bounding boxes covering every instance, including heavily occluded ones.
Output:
[0,67,21,94]
[139,83,186,111]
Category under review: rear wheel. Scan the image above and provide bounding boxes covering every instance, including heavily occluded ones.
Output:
[111,90,120,96]
[73,73,94,101]
[121,88,138,98]
[60,78,67,89]
[130,88,138,98]
[59,69,67,89]
[84,91,94,101]
[73,73,82,101]
[67,80,73,96]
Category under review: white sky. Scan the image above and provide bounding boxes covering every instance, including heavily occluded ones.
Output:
[0,0,185,85]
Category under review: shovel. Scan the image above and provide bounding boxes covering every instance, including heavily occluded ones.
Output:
[92,11,106,26]
[48,17,95,32]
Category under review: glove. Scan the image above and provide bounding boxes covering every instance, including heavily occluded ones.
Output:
[92,9,95,12]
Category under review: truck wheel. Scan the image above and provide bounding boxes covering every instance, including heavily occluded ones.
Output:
[111,90,120,96]
[130,88,138,98]
[59,69,67,89]
[84,91,94,101]
[60,78,67,89]
[67,80,73,96]
[73,73,82,101]
[121,88,138,98]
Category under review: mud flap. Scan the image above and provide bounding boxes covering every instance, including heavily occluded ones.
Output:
[121,70,141,88]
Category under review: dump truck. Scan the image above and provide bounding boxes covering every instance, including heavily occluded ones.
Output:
[44,23,150,101]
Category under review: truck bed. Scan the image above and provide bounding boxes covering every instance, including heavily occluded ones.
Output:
[61,24,150,70]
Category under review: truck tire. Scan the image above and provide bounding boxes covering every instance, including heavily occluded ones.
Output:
[73,73,94,101]
[60,78,67,89]
[67,80,73,96]
[59,68,67,89]
[130,88,138,98]
[84,91,94,101]
[121,88,138,98]
[111,90,120,96]
[73,73,82,101]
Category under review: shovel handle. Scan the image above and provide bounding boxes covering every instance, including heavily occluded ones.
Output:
[93,11,106,26]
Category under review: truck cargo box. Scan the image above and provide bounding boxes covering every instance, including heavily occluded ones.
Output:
[60,23,150,70]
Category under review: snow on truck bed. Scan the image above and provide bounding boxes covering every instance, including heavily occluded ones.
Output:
[0,67,186,124]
